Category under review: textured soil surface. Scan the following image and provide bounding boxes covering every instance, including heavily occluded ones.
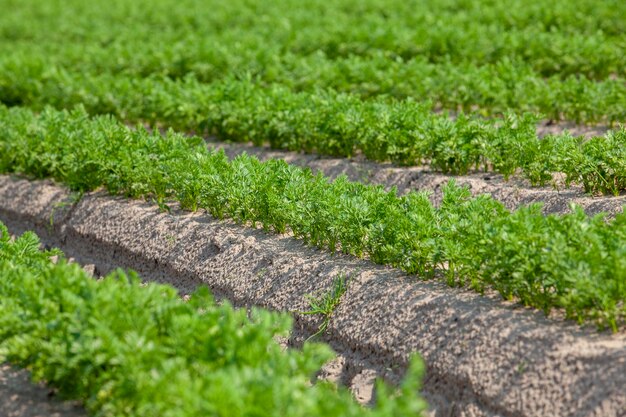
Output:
[535,120,613,139]
[209,140,626,219]
[0,364,85,417]
[1,175,625,417]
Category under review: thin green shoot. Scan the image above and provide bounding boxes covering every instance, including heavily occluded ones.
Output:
[48,191,84,231]
[300,274,349,341]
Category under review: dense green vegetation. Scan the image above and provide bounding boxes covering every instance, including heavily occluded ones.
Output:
[1,0,626,194]
[1,0,624,412]
[3,0,625,78]
[0,222,427,416]
[3,38,626,123]
[1,105,624,330]
[3,70,626,194]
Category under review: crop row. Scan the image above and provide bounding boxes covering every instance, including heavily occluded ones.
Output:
[2,0,625,81]
[0,222,427,416]
[4,42,626,124]
[2,0,626,127]
[1,105,624,330]
[2,69,626,195]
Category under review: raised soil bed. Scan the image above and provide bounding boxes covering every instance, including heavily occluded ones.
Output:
[0,175,624,417]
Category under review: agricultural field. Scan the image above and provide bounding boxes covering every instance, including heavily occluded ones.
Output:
[0,0,625,416]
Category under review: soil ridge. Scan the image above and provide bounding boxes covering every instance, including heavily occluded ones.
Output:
[0,175,624,417]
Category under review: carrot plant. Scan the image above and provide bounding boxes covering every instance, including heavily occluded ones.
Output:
[2,66,625,193]
[3,0,626,129]
[0,105,624,330]
[299,274,349,340]
[0,223,428,416]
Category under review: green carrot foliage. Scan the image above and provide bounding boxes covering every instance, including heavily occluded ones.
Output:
[0,222,428,416]
[1,105,624,330]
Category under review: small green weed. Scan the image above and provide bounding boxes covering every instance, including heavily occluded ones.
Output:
[48,191,83,231]
[300,274,349,340]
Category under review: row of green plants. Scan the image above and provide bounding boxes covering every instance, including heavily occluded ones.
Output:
[2,0,626,127]
[2,1,626,198]
[1,105,624,330]
[3,67,625,195]
[5,0,625,42]
[2,0,625,80]
[0,222,427,416]
[4,41,626,123]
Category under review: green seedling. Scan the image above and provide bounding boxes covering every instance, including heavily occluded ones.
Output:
[48,191,84,231]
[164,234,177,246]
[299,274,348,341]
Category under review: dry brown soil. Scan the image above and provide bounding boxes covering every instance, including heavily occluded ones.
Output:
[0,176,624,417]
[0,364,85,417]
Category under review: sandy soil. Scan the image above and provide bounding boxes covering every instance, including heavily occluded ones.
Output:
[535,120,614,139]
[208,140,626,219]
[0,364,85,417]
[0,175,624,417]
